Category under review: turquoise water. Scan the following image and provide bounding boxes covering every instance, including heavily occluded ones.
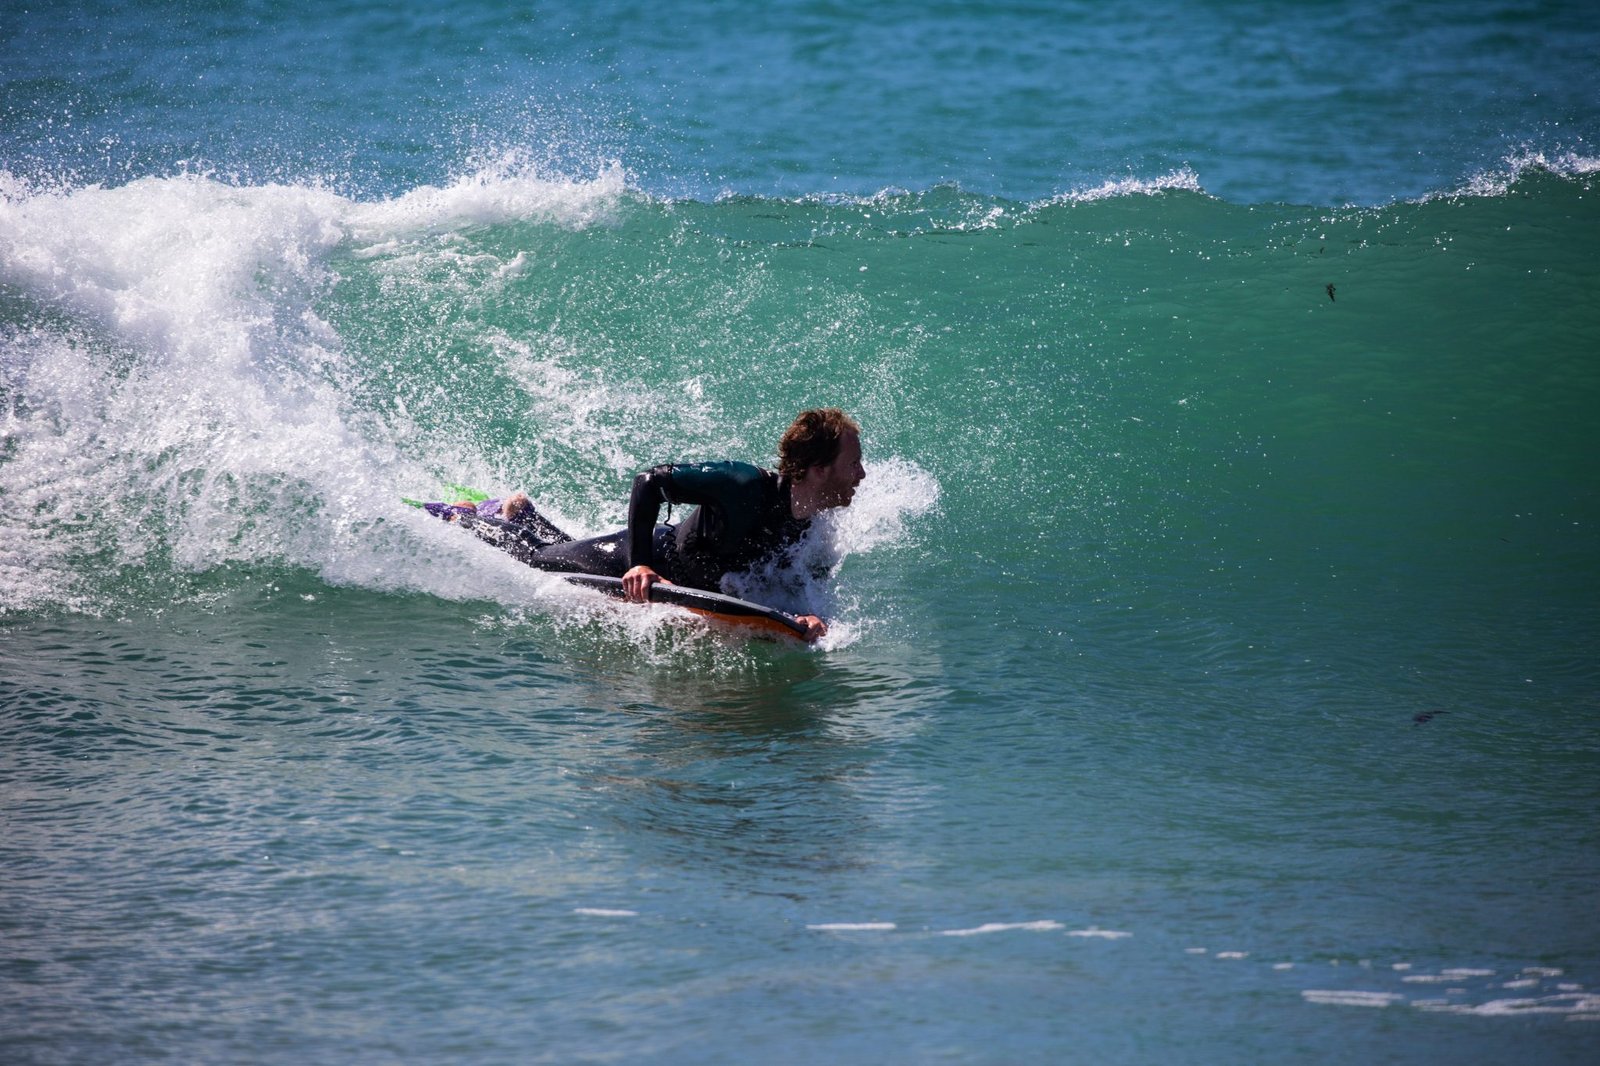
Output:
[3,3,1599,1062]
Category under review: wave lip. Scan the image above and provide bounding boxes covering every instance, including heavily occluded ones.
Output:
[1036,167,1206,207]
[1426,148,1600,202]
[0,172,346,366]
[346,156,630,241]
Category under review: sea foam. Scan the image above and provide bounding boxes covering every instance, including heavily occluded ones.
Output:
[0,166,628,614]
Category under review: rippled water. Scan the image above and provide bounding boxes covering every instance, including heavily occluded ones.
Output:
[4,1,1599,1062]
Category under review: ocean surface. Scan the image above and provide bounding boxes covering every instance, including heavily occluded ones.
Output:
[3,2,1599,1062]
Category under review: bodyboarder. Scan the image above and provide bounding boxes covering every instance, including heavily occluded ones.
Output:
[422,408,865,641]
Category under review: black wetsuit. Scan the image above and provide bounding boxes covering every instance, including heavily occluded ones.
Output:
[460,461,810,594]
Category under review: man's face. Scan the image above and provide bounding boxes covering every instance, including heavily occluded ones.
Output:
[811,431,865,509]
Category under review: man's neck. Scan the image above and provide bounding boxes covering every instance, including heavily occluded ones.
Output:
[788,476,826,521]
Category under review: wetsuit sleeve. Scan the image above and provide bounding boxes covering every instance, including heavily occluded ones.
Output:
[627,464,674,568]
[626,461,770,568]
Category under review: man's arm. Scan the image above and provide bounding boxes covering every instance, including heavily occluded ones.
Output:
[622,465,673,601]
[622,462,768,602]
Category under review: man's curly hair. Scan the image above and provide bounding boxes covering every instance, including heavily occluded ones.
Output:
[778,408,859,478]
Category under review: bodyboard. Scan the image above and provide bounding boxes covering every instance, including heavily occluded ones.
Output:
[407,493,811,639]
[558,574,811,639]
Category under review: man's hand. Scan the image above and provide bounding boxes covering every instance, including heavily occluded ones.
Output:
[622,565,664,603]
[794,614,828,642]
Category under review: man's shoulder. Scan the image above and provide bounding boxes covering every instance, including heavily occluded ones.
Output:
[671,460,773,489]
[667,462,783,519]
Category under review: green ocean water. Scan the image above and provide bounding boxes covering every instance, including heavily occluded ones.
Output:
[4,1,1600,1062]
[4,166,1598,1063]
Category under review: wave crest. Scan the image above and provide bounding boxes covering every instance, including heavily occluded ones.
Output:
[1431,148,1600,202]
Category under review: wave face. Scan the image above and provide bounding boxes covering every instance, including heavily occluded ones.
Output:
[4,5,1600,1064]
[4,163,1595,631]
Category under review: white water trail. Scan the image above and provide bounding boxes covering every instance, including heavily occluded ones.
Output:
[0,165,625,613]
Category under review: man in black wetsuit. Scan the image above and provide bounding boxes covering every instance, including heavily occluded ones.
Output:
[440,408,864,641]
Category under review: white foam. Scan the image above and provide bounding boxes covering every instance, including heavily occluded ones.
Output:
[1037,168,1205,207]
[1302,990,1404,1008]
[1066,927,1132,940]
[1,176,356,609]
[573,908,638,918]
[939,920,1064,937]
[346,156,627,239]
[720,454,941,647]
[490,326,722,484]
[0,168,640,614]
[1413,993,1600,1018]
[807,922,896,932]
[827,456,942,557]
[1403,968,1495,984]
[0,174,342,370]
[1430,150,1600,202]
